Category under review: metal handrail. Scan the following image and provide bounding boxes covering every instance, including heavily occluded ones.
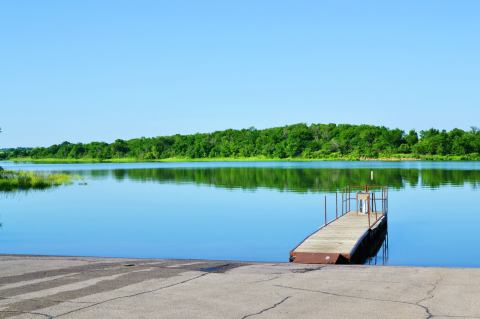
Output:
[320,186,388,229]
[333,185,388,228]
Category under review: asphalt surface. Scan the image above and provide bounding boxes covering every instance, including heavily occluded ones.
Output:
[0,255,479,318]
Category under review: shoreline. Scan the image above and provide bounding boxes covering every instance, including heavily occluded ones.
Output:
[1,253,478,269]
[7,156,480,164]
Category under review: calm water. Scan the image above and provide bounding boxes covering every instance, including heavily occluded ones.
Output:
[1,161,480,267]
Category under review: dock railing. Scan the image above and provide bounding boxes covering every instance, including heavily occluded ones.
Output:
[322,185,388,228]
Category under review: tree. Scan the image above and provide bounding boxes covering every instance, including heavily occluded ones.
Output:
[405,130,419,146]
[111,139,130,158]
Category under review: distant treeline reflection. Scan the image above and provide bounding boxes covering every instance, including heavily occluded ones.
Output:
[83,168,480,192]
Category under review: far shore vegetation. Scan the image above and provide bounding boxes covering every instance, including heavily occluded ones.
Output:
[7,154,479,163]
[2,123,480,162]
[0,169,73,192]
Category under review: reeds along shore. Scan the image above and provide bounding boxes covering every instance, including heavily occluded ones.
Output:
[0,169,73,191]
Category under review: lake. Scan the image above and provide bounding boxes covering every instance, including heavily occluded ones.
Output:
[1,161,479,267]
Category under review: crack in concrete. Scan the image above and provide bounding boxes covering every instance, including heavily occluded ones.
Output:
[275,278,480,319]
[432,316,480,319]
[290,266,324,274]
[274,283,440,318]
[274,283,424,309]
[240,296,291,319]
[53,272,210,318]
[415,276,442,319]
[251,276,281,284]
[318,277,434,288]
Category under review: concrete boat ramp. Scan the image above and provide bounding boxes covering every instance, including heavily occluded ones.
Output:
[1,255,480,319]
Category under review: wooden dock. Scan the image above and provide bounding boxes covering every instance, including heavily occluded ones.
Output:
[290,186,389,264]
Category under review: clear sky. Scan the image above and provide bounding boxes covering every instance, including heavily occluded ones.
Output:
[1,1,479,148]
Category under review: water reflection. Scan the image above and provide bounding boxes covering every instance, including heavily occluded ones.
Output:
[366,233,389,266]
[76,167,480,192]
[1,162,479,266]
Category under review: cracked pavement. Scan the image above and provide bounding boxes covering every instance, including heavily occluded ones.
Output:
[0,255,479,318]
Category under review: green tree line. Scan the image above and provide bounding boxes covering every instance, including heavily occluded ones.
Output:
[2,124,480,160]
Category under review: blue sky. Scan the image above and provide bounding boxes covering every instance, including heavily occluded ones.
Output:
[1,1,479,147]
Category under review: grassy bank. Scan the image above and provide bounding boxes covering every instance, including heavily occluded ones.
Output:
[8,153,480,164]
[0,170,73,191]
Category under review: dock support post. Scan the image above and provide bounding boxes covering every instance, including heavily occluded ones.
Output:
[367,196,371,228]
[324,195,327,226]
[335,192,338,219]
[356,196,359,216]
[348,187,350,212]
[341,190,344,216]
[381,188,384,214]
[382,187,387,215]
